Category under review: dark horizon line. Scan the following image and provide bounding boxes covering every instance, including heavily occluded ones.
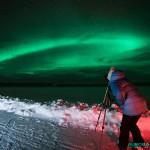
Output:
[0,82,150,87]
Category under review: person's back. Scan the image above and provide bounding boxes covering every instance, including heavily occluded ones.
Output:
[109,70,148,116]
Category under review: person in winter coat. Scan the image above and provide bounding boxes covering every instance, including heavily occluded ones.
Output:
[107,67,148,150]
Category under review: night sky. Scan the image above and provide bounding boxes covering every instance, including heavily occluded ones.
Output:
[0,0,150,84]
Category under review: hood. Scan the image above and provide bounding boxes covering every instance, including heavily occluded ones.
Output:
[110,70,125,81]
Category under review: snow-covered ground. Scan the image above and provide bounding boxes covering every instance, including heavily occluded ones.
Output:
[0,95,150,150]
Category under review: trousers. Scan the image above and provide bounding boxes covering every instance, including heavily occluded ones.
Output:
[118,114,144,149]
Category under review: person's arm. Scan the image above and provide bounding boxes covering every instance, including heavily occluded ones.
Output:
[110,82,125,109]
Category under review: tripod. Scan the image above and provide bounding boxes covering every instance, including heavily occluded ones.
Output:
[95,84,111,150]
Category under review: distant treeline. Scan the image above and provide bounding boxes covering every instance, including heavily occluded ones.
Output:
[0,82,54,87]
[0,82,150,87]
[0,82,106,87]
[134,82,150,86]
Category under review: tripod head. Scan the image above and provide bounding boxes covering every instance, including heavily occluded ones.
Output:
[104,75,115,102]
[104,74,111,92]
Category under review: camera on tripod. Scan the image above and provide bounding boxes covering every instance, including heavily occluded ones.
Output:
[104,74,114,102]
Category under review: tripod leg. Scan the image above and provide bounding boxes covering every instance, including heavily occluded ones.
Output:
[95,85,109,131]
[99,96,108,150]
[95,108,103,131]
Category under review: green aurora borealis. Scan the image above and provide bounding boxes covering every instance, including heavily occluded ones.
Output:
[0,0,150,84]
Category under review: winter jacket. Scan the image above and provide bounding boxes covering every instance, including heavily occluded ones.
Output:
[109,70,148,116]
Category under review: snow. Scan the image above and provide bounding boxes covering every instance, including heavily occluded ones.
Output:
[0,95,150,150]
